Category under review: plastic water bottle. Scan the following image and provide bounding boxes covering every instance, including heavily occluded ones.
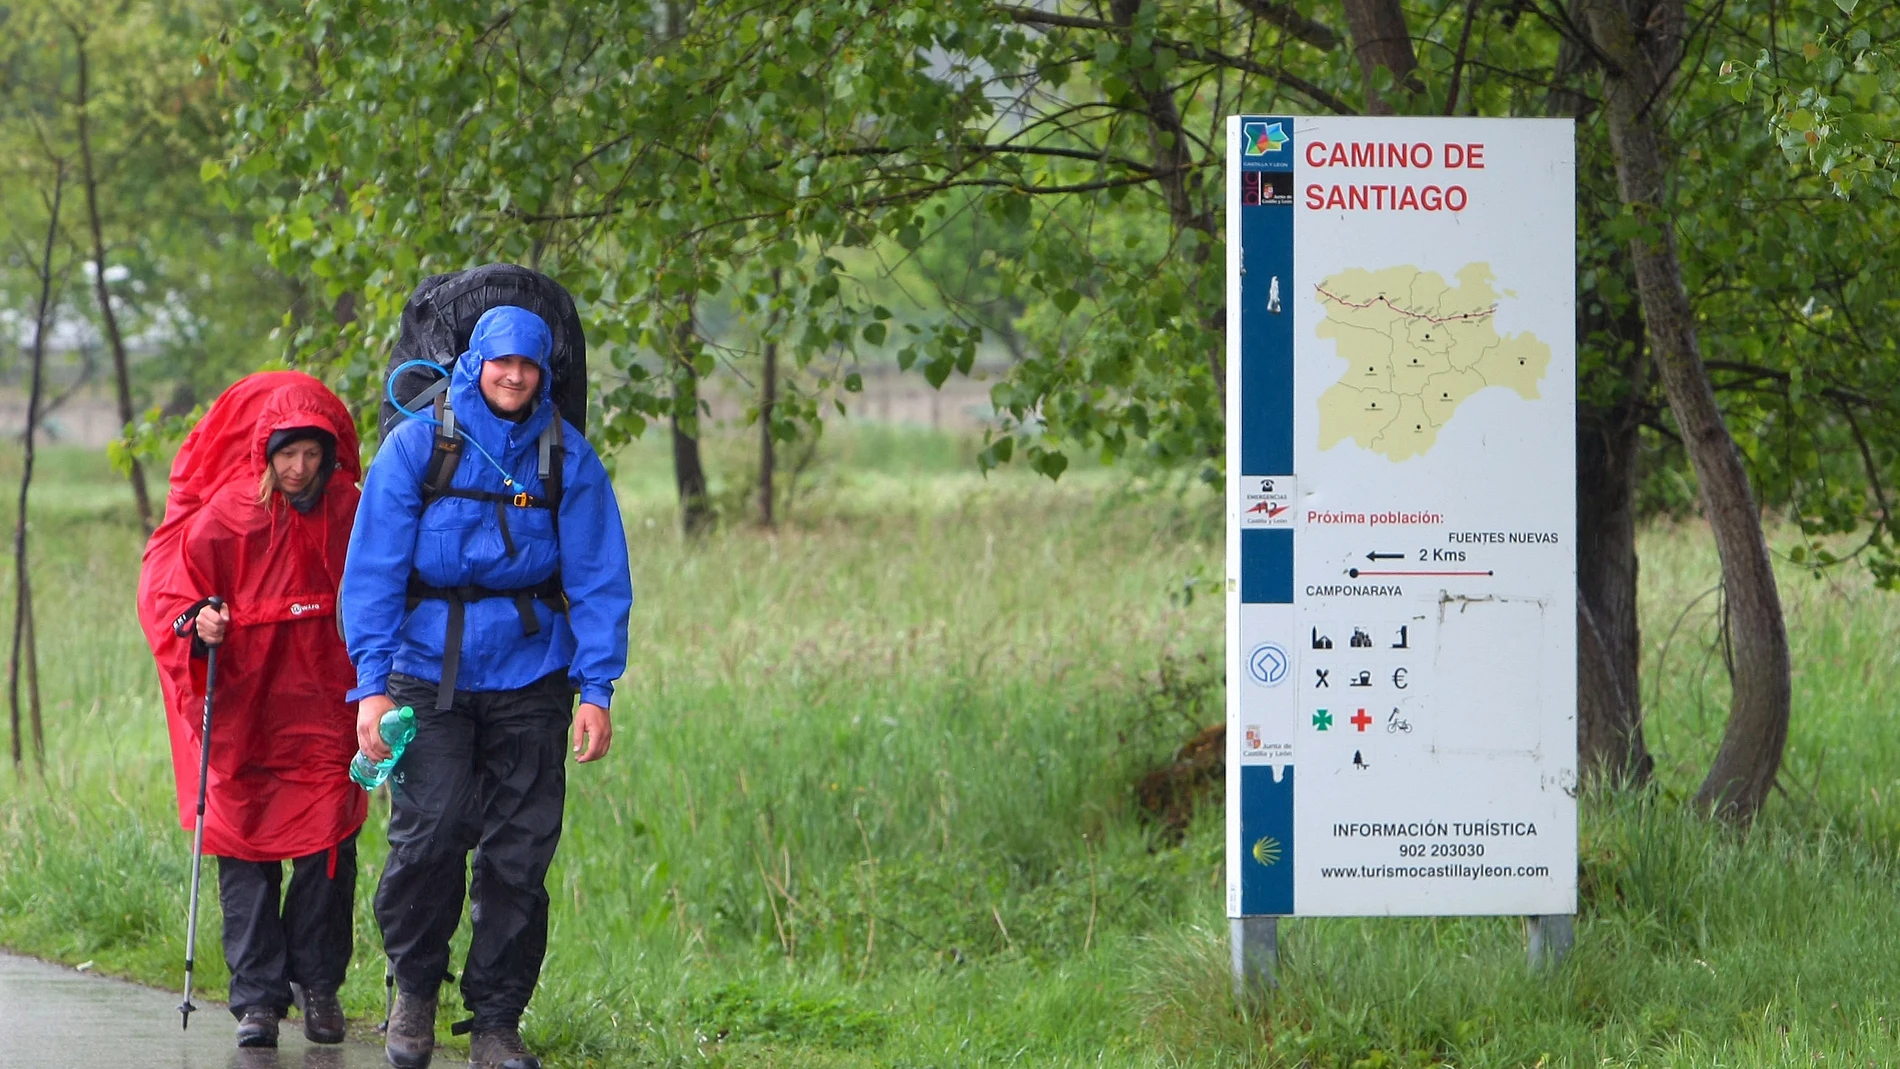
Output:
[350,706,417,790]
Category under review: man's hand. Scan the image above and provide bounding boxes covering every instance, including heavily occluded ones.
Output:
[195,604,231,646]
[572,702,612,763]
[357,694,398,761]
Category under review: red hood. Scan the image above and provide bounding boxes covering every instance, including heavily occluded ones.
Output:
[154,371,359,535]
[246,375,362,483]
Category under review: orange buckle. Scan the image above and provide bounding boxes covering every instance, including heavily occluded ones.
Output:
[512,491,533,508]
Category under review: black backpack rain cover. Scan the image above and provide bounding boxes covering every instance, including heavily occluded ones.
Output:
[380,263,588,438]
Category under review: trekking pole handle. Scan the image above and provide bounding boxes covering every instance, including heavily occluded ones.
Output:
[171,594,226,640]
[192,596,222,823]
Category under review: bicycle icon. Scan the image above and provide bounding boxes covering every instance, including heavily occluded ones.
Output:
[1386,709,1412,734]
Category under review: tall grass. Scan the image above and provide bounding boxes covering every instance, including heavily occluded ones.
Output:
[4,431,1900,1066]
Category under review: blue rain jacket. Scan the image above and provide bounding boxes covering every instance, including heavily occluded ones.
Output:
[341,305,631,707]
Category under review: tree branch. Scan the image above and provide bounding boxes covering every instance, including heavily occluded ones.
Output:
[992,5,1357,114]
[1842,404,1895,545]
[1234,0,1343,51]
[785,142,1159,174]
[1701,360,1878,409]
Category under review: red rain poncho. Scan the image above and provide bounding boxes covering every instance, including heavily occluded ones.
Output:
[136,371,368,862]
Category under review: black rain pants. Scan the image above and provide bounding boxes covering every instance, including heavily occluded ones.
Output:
[217,830,358,1018]
[375,671,572,1030]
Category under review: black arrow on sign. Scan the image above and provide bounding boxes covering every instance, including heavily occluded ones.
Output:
[1366,551,1405,561]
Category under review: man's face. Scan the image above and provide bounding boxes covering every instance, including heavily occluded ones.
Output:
[272,439,326,495]
[480,355,543,417]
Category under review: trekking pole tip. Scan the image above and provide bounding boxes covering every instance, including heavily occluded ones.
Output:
[179,1001,193,1030]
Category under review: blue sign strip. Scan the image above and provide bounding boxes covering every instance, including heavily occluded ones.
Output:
[1239,114,1295,607]
[1239,155,1294,476]
[1237,115,1297,917]
[1239,765,1296,915]
[1240,529,1294,603]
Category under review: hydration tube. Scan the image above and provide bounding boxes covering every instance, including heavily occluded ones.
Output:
[385,359,528,492]
[386,359,454,425]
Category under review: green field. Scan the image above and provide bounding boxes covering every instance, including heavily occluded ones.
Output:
[4,428,1900,1067]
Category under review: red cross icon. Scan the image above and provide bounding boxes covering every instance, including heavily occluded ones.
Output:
[1351,708,1372,732]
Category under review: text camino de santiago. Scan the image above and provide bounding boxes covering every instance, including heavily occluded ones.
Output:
[1302,140,1490,213]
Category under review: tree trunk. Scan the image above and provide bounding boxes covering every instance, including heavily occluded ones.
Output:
[1544,0,1595,120]
[1573,260,1654,786]
[1339,0,1423,114]
[1577,407,1651,784]
[759,273,779,528]
[73,33,155,534]
[759,342,777,527]
[1442,0,1483,116]
[12,168,62,774]
[1543,8,1651,785]
[22,575,40,772]
[1579,0,1790,821]
[673,303,714,539]
[673,413,713,538]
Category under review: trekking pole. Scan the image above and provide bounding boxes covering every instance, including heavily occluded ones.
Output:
[178,596,223,1030]
[381,965,395,1033]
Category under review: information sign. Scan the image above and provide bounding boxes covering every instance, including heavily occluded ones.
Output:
[1225,116,1577,918]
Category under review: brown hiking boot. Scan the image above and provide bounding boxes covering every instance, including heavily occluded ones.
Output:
[299,986,347,1044]
[235,1007,280,1048]
[469,1027,541,1069]
[384,991,437,1069]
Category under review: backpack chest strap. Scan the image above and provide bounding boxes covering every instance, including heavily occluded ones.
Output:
[425,487,550,557]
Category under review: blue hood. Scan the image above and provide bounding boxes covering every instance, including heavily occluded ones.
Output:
[451,305,555,458]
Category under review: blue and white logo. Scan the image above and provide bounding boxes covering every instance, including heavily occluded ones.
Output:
[1247,642,1290,687]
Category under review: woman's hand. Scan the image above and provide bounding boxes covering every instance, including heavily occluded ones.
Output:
[195,603,231,646]
[357,694,397,760]
[572,703,612,763]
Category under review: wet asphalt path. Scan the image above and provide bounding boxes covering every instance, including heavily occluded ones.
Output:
[0,953,469,1069]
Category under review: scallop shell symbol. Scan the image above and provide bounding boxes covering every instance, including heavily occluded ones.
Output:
[1251,835,1282,867]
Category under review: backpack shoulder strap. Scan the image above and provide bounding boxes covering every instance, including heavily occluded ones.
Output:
[419,390,463,502]
[538,418,564,539]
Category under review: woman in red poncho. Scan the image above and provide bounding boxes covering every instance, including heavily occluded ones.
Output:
[136,371,366,1050]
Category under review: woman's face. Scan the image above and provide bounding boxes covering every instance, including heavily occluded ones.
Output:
[271,439,326,496]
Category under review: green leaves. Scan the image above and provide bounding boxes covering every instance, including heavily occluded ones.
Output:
[1723,26,1900,199]
[192,0,1313,487]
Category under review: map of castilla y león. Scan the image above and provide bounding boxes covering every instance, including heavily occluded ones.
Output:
[1314,263,1549,461]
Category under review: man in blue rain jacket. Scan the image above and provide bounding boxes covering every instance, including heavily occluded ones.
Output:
[341,304,631,1069]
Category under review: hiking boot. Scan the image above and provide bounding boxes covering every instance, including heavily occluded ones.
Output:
[384,991,437,1069]
[235,1007,280,1048]
[469,1027,541,1069]
[299,986,347,1044]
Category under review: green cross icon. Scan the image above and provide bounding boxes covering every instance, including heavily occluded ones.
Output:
[1312,709,1333,731]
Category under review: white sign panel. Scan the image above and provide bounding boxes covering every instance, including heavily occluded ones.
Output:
[1225,116,1577,917]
